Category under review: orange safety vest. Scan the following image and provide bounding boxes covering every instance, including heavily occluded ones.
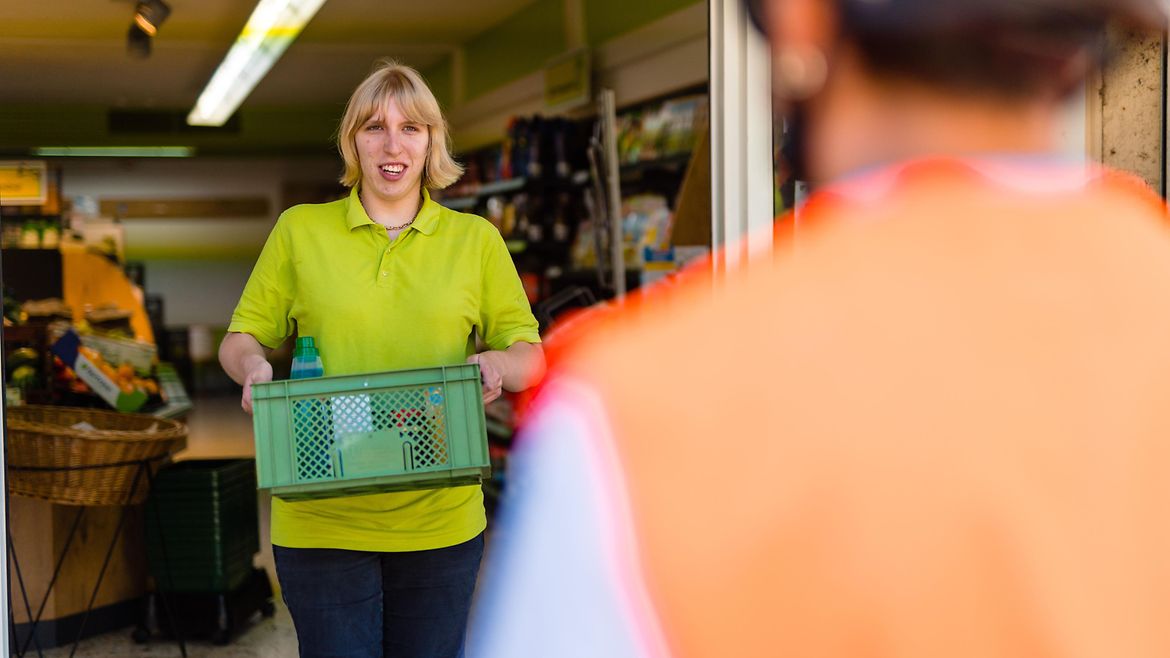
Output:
[474,158,1170,658]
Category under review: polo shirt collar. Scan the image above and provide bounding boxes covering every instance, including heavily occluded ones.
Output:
[345,186,442,236]
[411,190,441,236]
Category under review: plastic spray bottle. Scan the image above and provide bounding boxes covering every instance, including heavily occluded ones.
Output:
[290,336,329,478]
[290,336,324,379]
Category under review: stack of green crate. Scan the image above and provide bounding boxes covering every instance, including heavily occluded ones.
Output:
[145,459,259,593]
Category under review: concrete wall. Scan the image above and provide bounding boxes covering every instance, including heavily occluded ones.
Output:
[1095,26,1165,194]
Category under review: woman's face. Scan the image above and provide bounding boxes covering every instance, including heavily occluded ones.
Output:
[356,97,429,207]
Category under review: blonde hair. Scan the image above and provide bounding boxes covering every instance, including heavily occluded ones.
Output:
[337,59,463,190]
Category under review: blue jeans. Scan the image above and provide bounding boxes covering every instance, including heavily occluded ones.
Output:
[273,534,485,658]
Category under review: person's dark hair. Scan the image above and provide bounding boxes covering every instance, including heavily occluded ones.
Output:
[849,14,1105,99]
[746,0,1166,98]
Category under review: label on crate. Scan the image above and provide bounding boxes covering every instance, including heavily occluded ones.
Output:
[332,428,409,478]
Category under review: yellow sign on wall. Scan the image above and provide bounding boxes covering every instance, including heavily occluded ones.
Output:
[545,48,591,112]
[0,161,47,206]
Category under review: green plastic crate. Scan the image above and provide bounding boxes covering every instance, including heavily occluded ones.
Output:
[148,541,256,593]
[251,363,490,501]
[145,459,261,593]
[150,458,257,494]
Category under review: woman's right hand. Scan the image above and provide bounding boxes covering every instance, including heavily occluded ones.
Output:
[241,357,274,415]
[219,332,275,415]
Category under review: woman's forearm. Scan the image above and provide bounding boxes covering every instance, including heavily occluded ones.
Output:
[497,341,546,392]
[219,331,272,385]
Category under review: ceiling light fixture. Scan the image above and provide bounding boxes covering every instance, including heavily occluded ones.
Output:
[134,0,171,37]
[127,24,152,58]
[126,0,171,59]
[186,0,328,127]
[33,146,195,158]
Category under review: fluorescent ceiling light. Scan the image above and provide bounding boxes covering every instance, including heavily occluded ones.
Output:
[33,146,195,158]
[187,0,328,127]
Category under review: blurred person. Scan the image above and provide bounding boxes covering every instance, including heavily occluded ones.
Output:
[469,1,1170,657]
[219,59,544,658]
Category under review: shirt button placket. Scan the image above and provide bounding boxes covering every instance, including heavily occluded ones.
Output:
[379,240,392,286]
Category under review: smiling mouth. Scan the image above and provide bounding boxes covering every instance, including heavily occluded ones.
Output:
[381,164,405,174]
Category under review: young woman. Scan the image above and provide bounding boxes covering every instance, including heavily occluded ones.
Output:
[220,60,545,658]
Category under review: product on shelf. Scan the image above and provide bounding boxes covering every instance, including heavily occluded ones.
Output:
[85,303,135,337]
[440,115,590,205]
[49,327,162,412]
[570,220,599,268]
[616,94,708,164]
[2,289,19,326]
[621,194,675,266]
[440,90,708,307]
[21,298,73,324]
[6,346,41,404]
[569,194,676,270]
[3,306,58,405]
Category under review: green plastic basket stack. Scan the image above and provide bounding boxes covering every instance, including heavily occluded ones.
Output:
[250,363,490,501]
[145,459,259,593]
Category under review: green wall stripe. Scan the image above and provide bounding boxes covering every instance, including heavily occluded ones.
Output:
[464,0,565,101]
[585,0,701,45]
[0,105,343,157]
[422,57,454,112]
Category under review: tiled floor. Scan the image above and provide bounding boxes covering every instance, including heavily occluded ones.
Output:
[37,603,299,657]
[175,394,259,461]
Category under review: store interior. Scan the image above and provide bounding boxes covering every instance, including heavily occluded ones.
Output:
[1,0,723,654]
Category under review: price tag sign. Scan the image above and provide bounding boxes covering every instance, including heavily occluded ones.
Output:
[0,161,47,206]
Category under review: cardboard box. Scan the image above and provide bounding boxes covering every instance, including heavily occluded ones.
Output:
[51,329,147,412]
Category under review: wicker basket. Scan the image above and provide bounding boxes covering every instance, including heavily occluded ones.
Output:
[6,405,187,506]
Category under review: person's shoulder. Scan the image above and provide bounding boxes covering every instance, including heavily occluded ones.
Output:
[549,262,731,377]
[274,197,348,232]
[437,204,495,228]
[1093,167,1169,216]
[435,205,505,240]
[279,197,348,221]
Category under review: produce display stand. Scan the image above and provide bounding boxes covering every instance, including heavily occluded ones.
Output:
[5,406,188,658]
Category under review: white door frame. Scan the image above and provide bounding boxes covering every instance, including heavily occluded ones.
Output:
[1,309,10,656]
[709,0,774,272]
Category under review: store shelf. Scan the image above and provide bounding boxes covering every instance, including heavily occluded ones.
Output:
[618,153,692,183]
[439,177,528,211]
[480,177,528,195]
[439,171,592,212]
[484,397,515,443]
[441,196,478,211]
[545,267,643,303]
[485,417,513,441]
[1,248,63,301]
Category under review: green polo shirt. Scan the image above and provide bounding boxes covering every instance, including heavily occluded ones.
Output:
[229,187,540,551]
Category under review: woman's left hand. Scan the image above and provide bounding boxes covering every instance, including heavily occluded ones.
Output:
[467,351,505,404]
